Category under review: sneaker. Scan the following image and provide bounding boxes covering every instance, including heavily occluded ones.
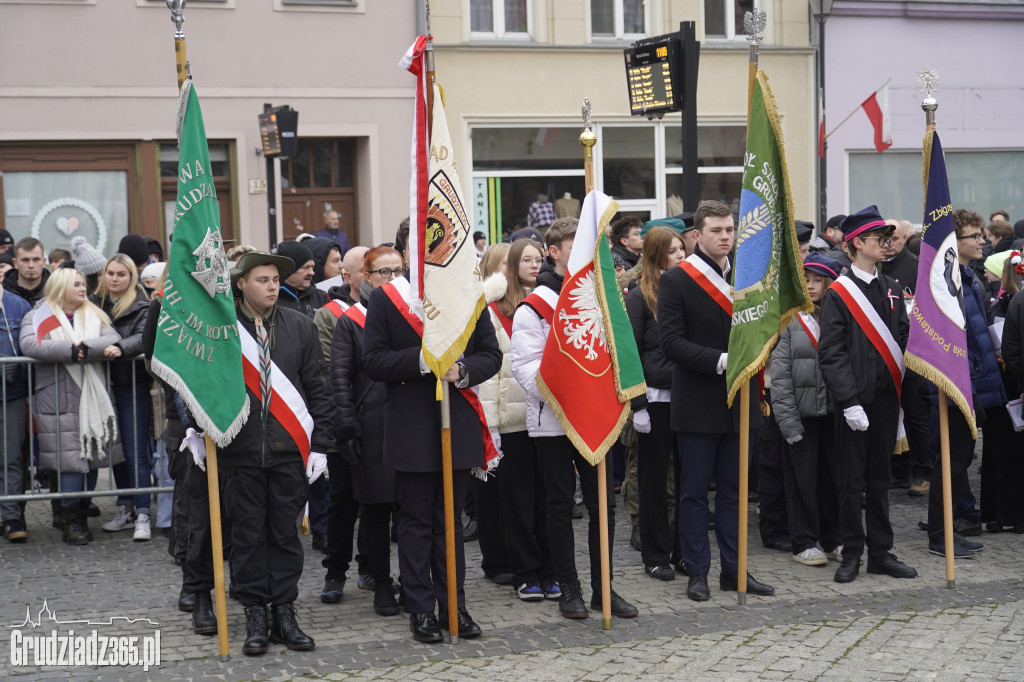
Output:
[321,578,344,603]
[102,505,136,532]
[515,582,544,602]
[928,538,975,558]
[792,547,828,566]
[3,518,27,543]
[644,565,676,581]
[908,479,929,496]
[133,513,151,542]
[357,574,375,590]
[541,580,561,600]
[823,545,844,562]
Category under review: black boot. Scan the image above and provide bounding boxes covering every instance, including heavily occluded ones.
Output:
[62,505,89,546]
[51,499,64,530]
[191,592,217,635]
[374,579,401,617]
[177,588,195,612]
[269,603,315,651]
[242,605,268,656]
[558,579,588,619]
[78,501,93,541]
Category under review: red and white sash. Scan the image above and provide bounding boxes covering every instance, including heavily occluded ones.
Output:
[324,299,350,319]
[32,302,62,341]
[487,302,513,339]
[830,275,907,449]
[679,254,732,316]
[381,278,501,478]
[341,302,367,329]
[796,312,820,351]
[520,286,558,325]
[238,322,314,463]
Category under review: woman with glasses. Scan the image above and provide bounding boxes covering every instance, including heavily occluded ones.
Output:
[330,246,404,616]
[20,268,120,545]
[479,238,560,601]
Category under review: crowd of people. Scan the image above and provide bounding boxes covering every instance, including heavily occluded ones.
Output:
[2,202,1024,654]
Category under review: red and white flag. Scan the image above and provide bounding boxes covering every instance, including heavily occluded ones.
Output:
[817,87,825,159]
[861,85,892,153]
[400,35,429,305]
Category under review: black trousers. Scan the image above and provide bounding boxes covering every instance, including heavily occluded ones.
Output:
[360,502,394,584]
[537,435,615,589]
[980,407,1024,528]
[677,432,741,576]
[757,407,789,545]
[782,414,840,554]
[182,461,230,595]
[474,468,510,577]
[638,403,675,567]
[496,430,552,584]
[220,461,308,607]
[927,404,974,542]
[307,476,330,537]
[396,469,470,614]
[836,390,899,561]
[322,452,367,582]
[891,370,933,481]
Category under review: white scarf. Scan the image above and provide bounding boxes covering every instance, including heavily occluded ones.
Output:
[48,306,118,461]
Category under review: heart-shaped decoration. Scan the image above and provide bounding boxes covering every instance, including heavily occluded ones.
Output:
[55,215,81,237]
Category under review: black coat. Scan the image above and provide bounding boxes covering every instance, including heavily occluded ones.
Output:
[625,284,671,411]
[219,305,334,468]
[818,271,909,411]
[278,282,328,319]
[657,248,762,433]
[1001,289,1024,396]
[880,248,919,297]
[362,284,502,472]
[330,305,394,504]
[95,285,151,388]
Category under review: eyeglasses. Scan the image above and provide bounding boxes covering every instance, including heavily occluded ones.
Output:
[860,236,893,247]
[520,257,544,266]
[957,232,986,243]
[369,267,405,278]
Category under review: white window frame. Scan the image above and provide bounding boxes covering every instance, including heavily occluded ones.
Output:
[591,0,648,41]
[704,0,759,41]
[469,0,532,40]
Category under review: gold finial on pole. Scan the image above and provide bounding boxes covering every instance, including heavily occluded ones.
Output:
[167,0,189,91]
[579,98,597,194]
[917,67,940,131]
[743,10,767,113]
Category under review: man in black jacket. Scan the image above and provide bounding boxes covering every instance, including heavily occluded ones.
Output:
[818,206,916,584]
[363,277,501,644]
[219,251,334,655]
[657,200,774,602]
[276,241,329,318]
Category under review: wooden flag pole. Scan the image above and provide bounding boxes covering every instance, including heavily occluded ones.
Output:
[204,435,231,659]
[169,0,189,92]
[736,9,766,606]
[578,100,612,630]
[422,33,460,644]
[937,393,955,588]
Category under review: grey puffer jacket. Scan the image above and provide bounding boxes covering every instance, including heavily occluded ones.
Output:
[20,306,123,473]
[770,315,830,441]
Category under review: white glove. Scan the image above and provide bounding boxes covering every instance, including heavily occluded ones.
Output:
[306,451,328,483]
[785,433,803,445]
[843,405,870,431]
[180,427,207,471]
[632,409,652,434]
[716,353,728,374]
[489,430,502,454]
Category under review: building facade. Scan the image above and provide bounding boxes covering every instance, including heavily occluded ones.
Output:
[824,0,1024,224]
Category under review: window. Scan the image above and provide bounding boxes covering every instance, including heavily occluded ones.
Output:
[704,0,756,39]
[666,123,746,218]
[603,126,655,200]
[159,142,235,241]
[470,0,529,38]
[849,149,1024,224]
[591,0,645,38]
[279,139,354,190]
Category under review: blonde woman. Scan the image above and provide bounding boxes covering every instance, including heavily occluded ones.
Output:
[20,268,120,545]
[94,254,154,541]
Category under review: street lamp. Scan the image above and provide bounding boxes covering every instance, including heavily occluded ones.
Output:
[809,0,833,235]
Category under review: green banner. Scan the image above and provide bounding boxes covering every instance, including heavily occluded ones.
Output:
[151,81,248,446]
[726,70,812,406]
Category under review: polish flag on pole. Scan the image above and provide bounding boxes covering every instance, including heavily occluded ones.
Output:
[817,87,825,159]
[861,85,892,153]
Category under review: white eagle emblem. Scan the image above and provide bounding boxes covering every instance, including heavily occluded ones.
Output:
[191,227,231,299]
[558,270,607,361]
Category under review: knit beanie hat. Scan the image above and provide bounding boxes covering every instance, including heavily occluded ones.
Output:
[118,234,151,270]
[275,241,315,271]
[70,236,107,276]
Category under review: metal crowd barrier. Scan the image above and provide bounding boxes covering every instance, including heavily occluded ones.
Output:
[0,355,174,504]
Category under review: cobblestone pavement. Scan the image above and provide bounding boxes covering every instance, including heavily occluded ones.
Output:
[3,463,1022,680]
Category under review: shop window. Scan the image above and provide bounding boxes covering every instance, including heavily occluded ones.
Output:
[602,126,654,200]
[471,0,529,38]
[704,0,757,39]
[591,0,645,38]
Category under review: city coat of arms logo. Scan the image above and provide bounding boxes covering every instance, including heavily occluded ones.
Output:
[424,168,470,268]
